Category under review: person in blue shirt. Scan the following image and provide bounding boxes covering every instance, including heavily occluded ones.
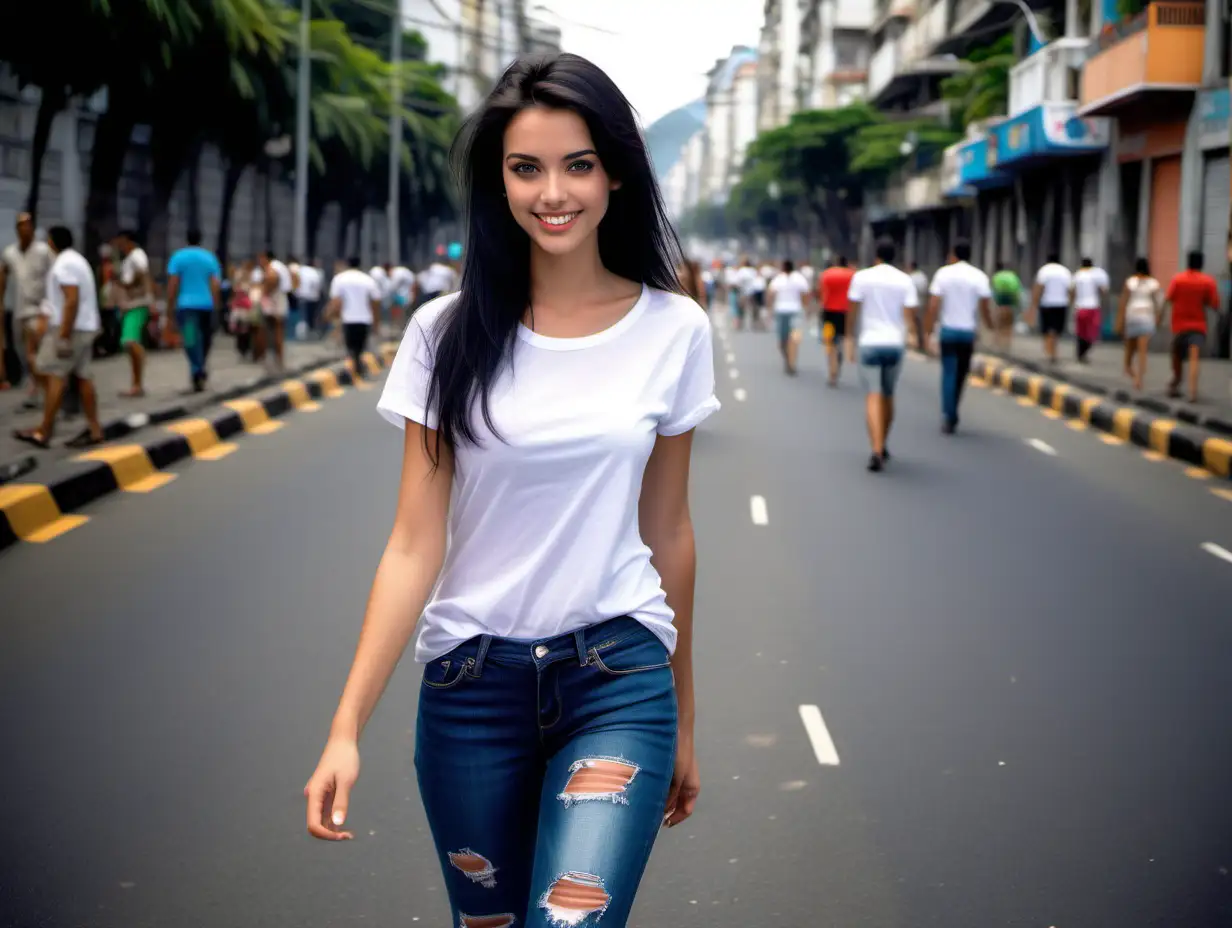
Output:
[165,229,222,392]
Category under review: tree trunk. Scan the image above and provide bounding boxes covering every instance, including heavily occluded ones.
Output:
[216,159,246,269]
[26,86,66,222]
[85,99,138,263]
[185,142,203,234]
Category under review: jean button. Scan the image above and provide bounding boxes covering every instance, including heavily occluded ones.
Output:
[534,645,549,659]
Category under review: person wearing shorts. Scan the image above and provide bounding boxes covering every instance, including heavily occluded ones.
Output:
[847,238,918,472]
[767,259,810,375]
[13,226,104,450]
[1,212,52,403]
[114,230,153,397]
[1116,258,1161,390]
[327,257,382,377]
[1030,254,1073,364]
[258,250,293,371]
[990,262,1022,351]
[1163,251,1220,402]
[819,256,855,386]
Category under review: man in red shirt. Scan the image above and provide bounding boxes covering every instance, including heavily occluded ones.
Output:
[819,256,856,386]
[1163,251,1221,402]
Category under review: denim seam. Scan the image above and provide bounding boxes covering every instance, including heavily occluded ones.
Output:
[588,648,672,676]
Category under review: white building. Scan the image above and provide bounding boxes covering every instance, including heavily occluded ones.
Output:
[802,0,873,110]
[699,47,759,207]
[757,0,803,131]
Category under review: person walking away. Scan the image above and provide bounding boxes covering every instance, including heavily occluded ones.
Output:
[701,264,715,307]
[1162,251,1221,402]
[326,257,381,377]
[304,52,717,928]
[416,257,460,313]
[819,256,855,386]
[990,261,1022,352]
[733,257,758,330]
[0,212,52,405]
[13,226,104,450]
[909,261,929,348]
[925,240,993,435]
[768,259,810,375]
[1029,254,1073,365]
[113,230,153,397]
[258,250,292,371]
[722,263,741,325]
[847,238,918,471]
[295,257,324,338]
[1115,258,1161,390]
[165,229,223,392]
[390,264,415,329]
[1072,257,1109,363]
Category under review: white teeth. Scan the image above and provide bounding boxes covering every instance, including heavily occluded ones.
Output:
[540,213,576,226]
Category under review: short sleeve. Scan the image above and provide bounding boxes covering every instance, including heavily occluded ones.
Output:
[368,278,381,299]
[209,256,222,279]
[659,315,720,437]
[328,276,341,299]
[1166,278,1177,300]
[928,271,943,296]
[1034,268,1045,285]
[377,297,452,430]
[166,252,181,277]
[977,274,992,299]
[903,279,920,308]
[847,272,863,303]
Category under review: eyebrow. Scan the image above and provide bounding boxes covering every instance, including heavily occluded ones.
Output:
[505,149,598,163]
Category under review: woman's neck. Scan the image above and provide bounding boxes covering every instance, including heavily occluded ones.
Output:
[529,238,609,309]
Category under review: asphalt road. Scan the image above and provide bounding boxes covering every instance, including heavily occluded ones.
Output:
[3,312,1231,928]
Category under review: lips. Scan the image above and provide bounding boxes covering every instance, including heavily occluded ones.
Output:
[534,211,580,232]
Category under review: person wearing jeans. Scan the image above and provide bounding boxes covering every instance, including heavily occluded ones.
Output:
[303,53,720,928]
[165,229,223,392]
[926,240,993,435]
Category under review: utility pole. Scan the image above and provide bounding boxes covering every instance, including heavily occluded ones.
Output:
[387,0,403,267]
[292,0,310,261]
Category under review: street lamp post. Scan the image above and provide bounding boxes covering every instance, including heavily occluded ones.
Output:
[992,0,1047,46]
[387,3,403,267]
[292,0,310,261]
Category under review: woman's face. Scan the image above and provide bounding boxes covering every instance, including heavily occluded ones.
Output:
[502,106,619,257]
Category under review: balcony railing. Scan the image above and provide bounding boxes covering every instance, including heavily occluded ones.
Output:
[868,42,899,99]
[1093,0,1204,52]
[1008,37,1088,117]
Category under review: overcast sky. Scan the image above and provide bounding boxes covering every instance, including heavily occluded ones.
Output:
[534,0,764,125]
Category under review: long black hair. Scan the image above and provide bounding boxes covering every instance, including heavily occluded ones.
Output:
[423,52,685,464]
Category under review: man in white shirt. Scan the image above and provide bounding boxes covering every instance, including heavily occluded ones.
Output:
[114,230,153,397]
[733,256,762,331]
[0,211,53,400]
[389,264,416,328]
[415,259,459,310]
[292,257,324,337]
[258,250,293,370]
[767,259,812,375]
[1072,256,1110,363]
[13,226,104,449]
[1030,253,1074,364]
[847,238,919,471]
[327,257,382,377]
[925,240,993,435]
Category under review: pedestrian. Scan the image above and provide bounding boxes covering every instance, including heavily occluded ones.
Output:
[304,52,718,928]
[257,250,292,371]
[925,239,993,435]
[768,259,810,375]
[1115,257,1161,391]
[1161,250,1221,403]
[165,228,223,393]
[1029,253,1073,365]
[676,258,705,305]
[0,211,52,405]
[734,255,761,331]
[847,238,918,471]
[416,256,460,309]
[818,255,855,386]
[390,263,415,329]
[12,226,104,450]
[294,257,324,338]
[113,230,153,398]
[1072,256,1109,363]
[990,261,1023,352]
[909,260,929,348]
[325,257,381,377]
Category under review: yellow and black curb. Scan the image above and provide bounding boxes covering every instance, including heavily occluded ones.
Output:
[972,355,1232,481]
[0,343,398,552]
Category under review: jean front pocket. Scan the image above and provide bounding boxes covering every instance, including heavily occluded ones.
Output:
[421,654,476,690]
[588,629,672,676]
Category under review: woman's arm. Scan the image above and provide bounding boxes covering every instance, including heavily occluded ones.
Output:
[640,430,700,825]
[1116,281,1129,333]
[305,422,453,840]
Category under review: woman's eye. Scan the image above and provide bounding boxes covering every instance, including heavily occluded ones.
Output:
[568,161,595,173]
[512,163,537,175]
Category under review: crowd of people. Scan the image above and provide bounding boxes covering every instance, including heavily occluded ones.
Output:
[0,211,461,451]
[701,241,1225,473]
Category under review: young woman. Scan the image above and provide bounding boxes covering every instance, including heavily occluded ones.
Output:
[1116,257,1161,390]
[303,53,719,928]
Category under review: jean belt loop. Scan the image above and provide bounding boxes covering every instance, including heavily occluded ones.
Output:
[574,628,589,667]
[473,635,493,677]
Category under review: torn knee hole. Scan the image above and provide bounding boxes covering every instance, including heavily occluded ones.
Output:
[459,914,516,928]
[539,872,610,926]
[448,848,498,889]
[557,757,638,807]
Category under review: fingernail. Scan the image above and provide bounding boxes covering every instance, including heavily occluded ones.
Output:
[332,811,345,826]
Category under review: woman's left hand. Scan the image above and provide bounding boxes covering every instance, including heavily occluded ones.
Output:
[664,733,699,828]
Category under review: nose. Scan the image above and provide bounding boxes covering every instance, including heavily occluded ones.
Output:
[540,169,567,208]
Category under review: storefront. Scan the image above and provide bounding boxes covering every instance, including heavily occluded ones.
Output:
[1117,118,1189,286]
[1196,87,1229,297]
[950,133,1013,270]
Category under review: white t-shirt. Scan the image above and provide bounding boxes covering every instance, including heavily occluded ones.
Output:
[770,271,810,313]
[723,267,740,288]
[2,240,52,318]
[1124,275,1161,326]
[848,262,919,348]
[390,266,415,300]
[330,268,381,324]
[268,259,293,294]
[417,262,458,295]
[1072,266,1110,309]
[1035,263,1073,305]
[295,264,322,301]
[929,261,992,332]
[369,266,390,298]
[377,286,720,663]
[120,247,152,309]
[44,249,100,333]
[735,266,761,296]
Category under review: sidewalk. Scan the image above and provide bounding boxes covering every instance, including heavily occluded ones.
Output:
[986,334,1232,436]
[0,332,349,480]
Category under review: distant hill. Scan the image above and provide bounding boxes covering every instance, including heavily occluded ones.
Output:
[645,99,706,181]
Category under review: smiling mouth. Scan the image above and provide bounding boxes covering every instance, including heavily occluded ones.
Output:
[534,211,580,230]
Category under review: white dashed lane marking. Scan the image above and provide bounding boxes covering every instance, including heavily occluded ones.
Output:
[733,387,747,402]
[1025,438,1057,456]
[729,368,739,379]
[798,704,840,766]
[726,352,736,362]
[749,495,768,526]
[1201,542,1232,566]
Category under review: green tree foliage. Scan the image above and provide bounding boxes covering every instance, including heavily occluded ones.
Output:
[939,33,1016,127]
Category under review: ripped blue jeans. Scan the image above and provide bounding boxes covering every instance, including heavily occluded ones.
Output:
[415,616,678,928]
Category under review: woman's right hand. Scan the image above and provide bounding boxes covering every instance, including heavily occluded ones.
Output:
[304,736,360,841]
